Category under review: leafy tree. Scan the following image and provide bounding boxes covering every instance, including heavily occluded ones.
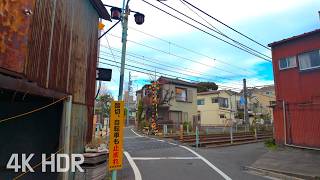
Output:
[136,100,143,123]
[96,92,113,117]
[196,82,218,92]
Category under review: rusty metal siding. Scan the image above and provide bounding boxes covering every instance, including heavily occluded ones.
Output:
[272,31,320,148]
[0,0,35,73]
[47,0,71,92]
[25,0,99,105]
[2,0,100,144]
[26,0,56,86]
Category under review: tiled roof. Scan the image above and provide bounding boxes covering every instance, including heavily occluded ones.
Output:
[197,91,219,95]
[158,76,197,87]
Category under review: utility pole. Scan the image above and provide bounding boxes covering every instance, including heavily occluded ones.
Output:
[113,1,129,179]
[117,2,129,102]
[243,79,249,124]
[126,72,132,127]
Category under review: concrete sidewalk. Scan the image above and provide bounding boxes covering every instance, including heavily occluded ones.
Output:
[249,147,320,179]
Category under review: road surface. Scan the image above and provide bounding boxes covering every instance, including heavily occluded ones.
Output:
[119,127,269,180]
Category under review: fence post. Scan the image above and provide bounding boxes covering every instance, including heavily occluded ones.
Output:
[163,124,167,135]
[187,124,189,134]
[180,124,183,141]
[235,123,238,133]
[206,127,209,135]
[196,126,199,149]
[254,126,257,140]
[230,125,233,144]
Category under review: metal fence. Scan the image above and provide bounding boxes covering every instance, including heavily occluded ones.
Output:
[157,123,273,136]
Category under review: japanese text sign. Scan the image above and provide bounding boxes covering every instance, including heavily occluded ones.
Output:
[108,101,124,170]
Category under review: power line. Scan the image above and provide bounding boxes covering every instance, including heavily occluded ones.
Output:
[180,0,271,50]
[100,49,246,84]
[100,45,263,87]
[103,37,121,73]
[178,0,223,34]
[155,0,271,60]
[107,33,257,76]
[98,57,243,90]
[99,52,244,85]
[102,45,229,78]
[99,61,242,91]
[141,0,272,62]
[128,26,255,74]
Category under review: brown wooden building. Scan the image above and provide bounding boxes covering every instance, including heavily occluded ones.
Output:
[0,0,110,179]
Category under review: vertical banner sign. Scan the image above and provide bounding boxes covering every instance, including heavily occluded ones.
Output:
[108,101,124,170]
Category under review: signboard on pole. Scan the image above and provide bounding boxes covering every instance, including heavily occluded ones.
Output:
[108,101,124,170]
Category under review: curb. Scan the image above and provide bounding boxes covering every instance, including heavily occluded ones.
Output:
[202,140,266,148]
[244,166,317,180]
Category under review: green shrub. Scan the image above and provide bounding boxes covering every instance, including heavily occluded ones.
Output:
[183,121,192,132]
[264,138,277,150]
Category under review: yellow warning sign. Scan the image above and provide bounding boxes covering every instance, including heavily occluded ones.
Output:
[98,22,105,30]
[108,101,124,170]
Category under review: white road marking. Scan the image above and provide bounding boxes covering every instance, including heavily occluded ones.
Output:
[167,142,178,146]
[124,136,143,139]
[124,151,142,180]
[132,157,201,160]
[130,128,143,137]
[180,145,232,180]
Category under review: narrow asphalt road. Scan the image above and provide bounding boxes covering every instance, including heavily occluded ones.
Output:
[118,127,270,180]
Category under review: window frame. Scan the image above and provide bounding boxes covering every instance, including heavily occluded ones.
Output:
[298,49,320,71]
[197,99,205,105]
[279,56,297,70]
[175,87,187,102]
[212,97,228,108]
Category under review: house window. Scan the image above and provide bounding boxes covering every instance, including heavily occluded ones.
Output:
[212,97,219,103]
[197,99,205,105]
[175,87,187,102]
[219,114,226,119]
[212,97,228,108]
[279,56,296,70]
[298,49,320,71]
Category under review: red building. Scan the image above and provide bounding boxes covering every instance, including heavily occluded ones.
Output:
[269,29,320,148]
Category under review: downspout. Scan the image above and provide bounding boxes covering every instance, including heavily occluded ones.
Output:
[282,100,287,145]
[282,100,320,151]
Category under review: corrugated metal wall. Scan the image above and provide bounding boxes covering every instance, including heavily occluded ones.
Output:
[287,103,320,147]
[271,32,320,148]
[273,103,320,148]
[26,0,98,105]
[25,0,99,145]
[1,0,100,150]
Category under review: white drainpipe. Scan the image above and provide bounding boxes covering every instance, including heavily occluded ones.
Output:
[282,100,320,151]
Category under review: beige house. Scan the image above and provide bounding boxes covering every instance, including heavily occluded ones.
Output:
[197,90,239,126]
[246,85,275,123]
[136,76,197,127]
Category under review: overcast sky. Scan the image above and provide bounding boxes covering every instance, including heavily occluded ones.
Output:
[99,0,320,99]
